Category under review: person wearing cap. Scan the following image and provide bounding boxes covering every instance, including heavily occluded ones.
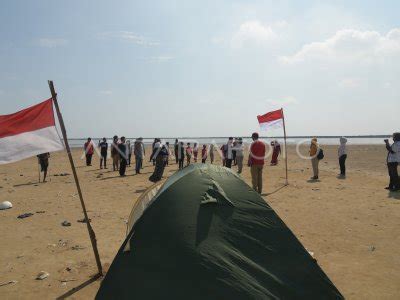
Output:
[385,132,400,191]
[338,137,348,177]
[248,133,266,193]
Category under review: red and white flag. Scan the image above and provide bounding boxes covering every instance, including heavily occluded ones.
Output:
[0,98,64,164]
[257,109,284,131]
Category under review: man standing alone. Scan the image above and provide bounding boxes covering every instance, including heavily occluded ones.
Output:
[248,132,266,194]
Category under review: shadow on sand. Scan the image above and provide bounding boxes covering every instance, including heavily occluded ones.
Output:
[388,191,400,200]
[56,273,102,300]
[261,184,288,197]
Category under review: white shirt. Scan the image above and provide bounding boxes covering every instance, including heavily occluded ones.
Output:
[388,141,400,163]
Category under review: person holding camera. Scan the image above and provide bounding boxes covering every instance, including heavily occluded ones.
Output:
[385,133,400,191]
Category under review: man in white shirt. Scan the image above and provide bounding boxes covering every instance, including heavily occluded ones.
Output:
[385,132,400,191]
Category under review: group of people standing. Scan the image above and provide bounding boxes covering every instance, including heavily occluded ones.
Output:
[84,136,145,177]
[80,132,400,195]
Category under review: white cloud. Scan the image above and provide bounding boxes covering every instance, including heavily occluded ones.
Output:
[99,90,112,95]
[266,96,298,106]
[231,21,278,47]
[280,28,400,64]
[338,78,361,88]
[37,38,68,48]
[97,31,159,46]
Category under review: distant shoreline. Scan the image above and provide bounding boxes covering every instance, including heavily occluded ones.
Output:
[67,135,391,140]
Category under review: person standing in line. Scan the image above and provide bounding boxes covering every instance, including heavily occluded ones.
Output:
[151,138,161,166]
[248,133,266,194]
[111,135,120,171]
[178,141,185,170]
[225,137,234,168]
[99,137,108,169]
[118,136,128,176]
[186,143,193,166]
[126,140,132,167]
[37,152,50,183]
[84,138,94,166]
[270,140,281,166]
[201,144,207,163]
[209,143,215,164]
[134,137,145,174]
[149,144,169,182]
[385,132,400,191]
[220,144,226,166]
[174,139,179,164]
[338,137,348,177]
[310,138,320,180]
[193,143,199,163]
[236,138,244,174]
[165,142,170,166]
[232,138,238,166]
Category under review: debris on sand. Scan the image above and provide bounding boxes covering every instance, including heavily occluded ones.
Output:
[17,213,33,219]
[35,210,46,214]
[61,220,71,227]
[0,201,12,210]
[369,245,376,252]
[0,280,18,287]
[36,271,49,280]
[71,245,85,250]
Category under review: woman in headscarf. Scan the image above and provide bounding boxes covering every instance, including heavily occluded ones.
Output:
[149,143,169,182]
[310,138,320,180]
[270,140,281,166]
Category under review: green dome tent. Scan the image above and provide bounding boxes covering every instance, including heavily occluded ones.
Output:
[96,164,343,299]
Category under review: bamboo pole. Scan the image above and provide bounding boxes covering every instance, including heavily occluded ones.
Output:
[281,108,288,185]
[48,80,103,276]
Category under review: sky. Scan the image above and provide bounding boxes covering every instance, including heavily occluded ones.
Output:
[0,0,399,138]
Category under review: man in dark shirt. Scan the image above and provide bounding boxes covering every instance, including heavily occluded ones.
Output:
[99,137,108,169]
[37,152,50,183]
[118,136,128,176]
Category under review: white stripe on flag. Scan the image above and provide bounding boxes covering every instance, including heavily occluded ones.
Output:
[0,126,64,164]
[259,119,283,131]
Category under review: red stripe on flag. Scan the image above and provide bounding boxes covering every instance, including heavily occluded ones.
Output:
[0,98,56,139]
[257,109,283,123]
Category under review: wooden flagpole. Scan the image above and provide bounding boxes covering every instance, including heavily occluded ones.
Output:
[281,108,288,185]
[48,80,103,276]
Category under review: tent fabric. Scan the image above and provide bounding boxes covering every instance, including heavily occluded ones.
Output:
[97,164,343,299]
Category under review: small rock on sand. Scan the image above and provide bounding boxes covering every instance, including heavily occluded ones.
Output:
[36,271,49,280]
[61,220,71,227]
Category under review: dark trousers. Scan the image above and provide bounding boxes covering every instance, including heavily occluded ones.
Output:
[175,153,178,164]
[388,162,399,189]
[100,154,107,168]
[179,159,184,169]
[339,154,347,175]
[119,158,127,176]
[202,158,206,163]
[128,154,132,166]
[225,159,233,168]
[86,154,93,166]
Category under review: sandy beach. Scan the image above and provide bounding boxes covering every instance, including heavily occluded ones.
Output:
[0,144,399,299]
